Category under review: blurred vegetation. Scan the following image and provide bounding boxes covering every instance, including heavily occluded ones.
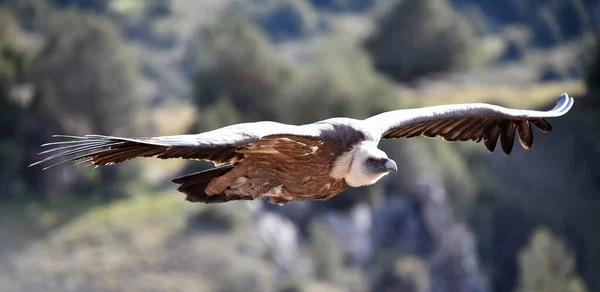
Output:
[280,39,398,123]
[0,8,28,195]
[187,203,251,231]
[32,10,148,138]
[585,34,600,96]
[24,10,151,198]
[190,12,398,128]
[1,1,598,292]
[393,256,430,292]
[191,12,293,128]
[364,0,482,82]
[516,227,587,292]
[240,0,319,42]
[456,0,596,46]
[309,0,375,12]
[308,220,343,281]
[2,0,51,30]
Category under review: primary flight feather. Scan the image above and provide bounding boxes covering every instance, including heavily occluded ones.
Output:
[30,93,574,205]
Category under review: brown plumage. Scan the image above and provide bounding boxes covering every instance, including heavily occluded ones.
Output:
[381,117,551,154]
[30,93,574,205]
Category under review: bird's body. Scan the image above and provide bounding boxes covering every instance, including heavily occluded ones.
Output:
[31,93,574,205]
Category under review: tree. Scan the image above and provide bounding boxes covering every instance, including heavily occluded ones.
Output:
[308,220,343,281]
[32,10,147,136]
[191,12,294,131]
[0,8,30,196]
[2,0,50,30]
[585,35,600,98]
[28,10,150,196]
[364,0,479,82]
[280,39,397,124]
[240,0,318,42]
[308,0,375,12]
[516,227,587,292]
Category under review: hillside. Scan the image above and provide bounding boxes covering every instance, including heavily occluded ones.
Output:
[1,1,598,292]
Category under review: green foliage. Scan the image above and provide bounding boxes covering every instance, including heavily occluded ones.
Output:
[308,219,343,282]
[188,203,251,231]
[188,98,244,136]
[1,0,50,30]
[0,7,23,131]
[310,0,374,12]
[516,227,587,292]
[279,39,398,124]
[28,10,150,196]
[242,0,319,41]
[0,193,276,292]
[192,12,293,127]
[32,10,148,136]
[585,35,600,97]
[191,12,398,132]
[0,8,29,194]
[394,256,431,292]
[334,268,368,292]
[216,257,275,292]
[364,0,481,82]
[276,276,306,292]
[0,140,24,189]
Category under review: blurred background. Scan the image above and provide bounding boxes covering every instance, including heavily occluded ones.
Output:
[0,0,599,291]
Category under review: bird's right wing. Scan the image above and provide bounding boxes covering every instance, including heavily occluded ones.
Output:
[29,121,329,170]
[364,93,574,155]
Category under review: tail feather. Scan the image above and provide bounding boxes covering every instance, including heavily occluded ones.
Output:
[171,165,253,203]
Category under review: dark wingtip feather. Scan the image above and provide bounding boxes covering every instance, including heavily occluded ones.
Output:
[532,119,552,132]
[516,120,533,149]
[483,122,501,152]
[484,136,497,152]
[500,121,516,155]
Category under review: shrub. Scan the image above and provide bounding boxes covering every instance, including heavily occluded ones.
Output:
[308,0,375,12]
[308,219,343,281]
[0,8,30,195]
[32,10,148,136]
[28,10,150,196]
[394,256,431,292]
[187,203,250,232]
[279,40,398,124]
[191,12,294,128]
[516,227,587,292]
[585,35,600,97]
[240,0,318,41]
[364,0,479,82]
[215,257,275,292]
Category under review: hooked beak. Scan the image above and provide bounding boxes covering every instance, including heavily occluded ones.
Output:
[380,158,398,174]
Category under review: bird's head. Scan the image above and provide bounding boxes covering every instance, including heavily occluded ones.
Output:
[332,141,397,187]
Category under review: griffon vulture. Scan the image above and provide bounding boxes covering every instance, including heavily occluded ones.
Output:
[30,93,574,205]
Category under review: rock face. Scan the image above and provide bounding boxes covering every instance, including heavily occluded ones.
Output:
[368,190,487,292]
[251,205,302,275]
[322,203,373,266]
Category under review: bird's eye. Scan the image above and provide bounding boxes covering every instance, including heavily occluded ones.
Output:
[366,158,378,164]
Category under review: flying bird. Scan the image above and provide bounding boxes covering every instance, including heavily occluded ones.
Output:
[30,93,574,205]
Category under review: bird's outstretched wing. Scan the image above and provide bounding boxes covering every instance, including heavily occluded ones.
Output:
[364,93,574,155]
[29,121,328,169]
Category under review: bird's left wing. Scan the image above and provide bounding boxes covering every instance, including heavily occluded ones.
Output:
[364,93,574,155]
[29,121,328,170]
